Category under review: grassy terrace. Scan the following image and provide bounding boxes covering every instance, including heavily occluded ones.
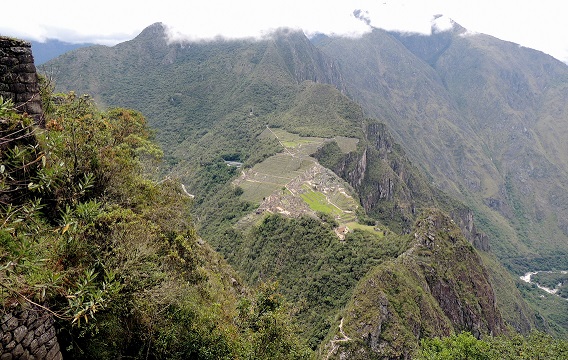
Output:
[237,154,316,203]
[237,128,364,227]
[300,189,342,216]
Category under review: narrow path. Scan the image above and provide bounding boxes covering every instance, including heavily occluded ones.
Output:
[324,193,344,213]
[243,179,288,186]
[325,318,351,360]
[180,184,195,198]
[249,171,295,181]
[266,125,295,157]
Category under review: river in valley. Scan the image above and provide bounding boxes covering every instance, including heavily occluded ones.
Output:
[520,270,568,298]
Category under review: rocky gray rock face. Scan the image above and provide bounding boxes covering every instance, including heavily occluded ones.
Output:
[0,36,43,123]
[1,305,62,360]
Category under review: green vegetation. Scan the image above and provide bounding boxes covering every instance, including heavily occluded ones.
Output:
[226,214,408,349]
[344,221,383,236]
[417,331,568,360]
[41,23,568,355]
[517,281,568,338]
[0,88,310,359]
[477,252,538,335]
[317,29,568,337]
[236,153,315,204]
[530,271,568,295]
[300,189,342,216]
[327,209,504,359]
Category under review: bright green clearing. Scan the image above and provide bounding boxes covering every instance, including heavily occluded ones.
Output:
[334,136,359,153]
[237,154,316,204]
[262,127,358,156]
[346,222,385,237]
[300,190,342,216]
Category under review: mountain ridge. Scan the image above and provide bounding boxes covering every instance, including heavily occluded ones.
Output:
[40,22,568,355]
[316,24,568,266]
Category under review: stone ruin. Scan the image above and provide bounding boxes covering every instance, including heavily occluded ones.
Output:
[1,36,62,360]
[0,36,43,123]
[1,306,62,360]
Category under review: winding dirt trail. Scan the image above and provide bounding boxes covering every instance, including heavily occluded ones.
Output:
[325,318,351,360]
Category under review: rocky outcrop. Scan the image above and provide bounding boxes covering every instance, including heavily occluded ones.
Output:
[327,209,504,359]
[0,305,62,360]
[0,37,43,123]
[412,210,502,336]
[270,29,347,92]
[315,121,492,250]
[450,207,491,251]
[315,122,438,233]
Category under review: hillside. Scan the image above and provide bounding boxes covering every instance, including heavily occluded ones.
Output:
[31,39,94,65]
[0,78,310,359]
[45,22,568,270]
[38,22,568,355]
[324,209,503,359]
[317,23,568,271]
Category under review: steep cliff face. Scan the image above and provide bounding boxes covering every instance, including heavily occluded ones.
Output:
[315,121,492,253]
[316,24,568,269]
[411,211,503,336]
[315,122,447,233]
[450,207,491,251]
[326,209,504,359]
[269,29,346,92]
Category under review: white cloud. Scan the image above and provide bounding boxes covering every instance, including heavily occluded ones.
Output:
[1,0,567,62]
[432,15,454,33]
[163,0,374,42]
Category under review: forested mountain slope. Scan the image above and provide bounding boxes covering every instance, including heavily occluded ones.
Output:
[324,209,504,359]
[39,22,568,356]
[317,23,568,271]
[1,64,313,358]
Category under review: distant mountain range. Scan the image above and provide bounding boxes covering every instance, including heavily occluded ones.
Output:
[41,21,568,356]
[30,38,94,65]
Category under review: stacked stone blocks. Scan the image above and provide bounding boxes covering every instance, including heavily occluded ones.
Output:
[1,36,58,360]
[0,306,62,360]
[0,36,43,121]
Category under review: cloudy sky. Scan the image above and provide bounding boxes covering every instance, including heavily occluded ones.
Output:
[2,0,567,62]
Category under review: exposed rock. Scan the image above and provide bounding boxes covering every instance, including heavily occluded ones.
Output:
[0,37,43,124]
[0,37,59,360]
[327,209,504,359]
[0,304,61,360]
[450,207,490,251]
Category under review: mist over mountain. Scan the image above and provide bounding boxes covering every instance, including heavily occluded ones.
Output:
[40,21,568,356]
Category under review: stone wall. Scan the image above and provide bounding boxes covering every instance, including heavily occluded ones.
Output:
[0,36,43,122]
[1,305,62,360]
[1,37,59,360]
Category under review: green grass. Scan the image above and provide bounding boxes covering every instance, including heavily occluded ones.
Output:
[282,141,300,147]
[268,128,326,156]
[237,153,317,202]
[334,136,359,153]
[253,153,315,177]
[328,191,356,209]
[239,182,283,204]
[346,222,384,236]
[300,190,342,216]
